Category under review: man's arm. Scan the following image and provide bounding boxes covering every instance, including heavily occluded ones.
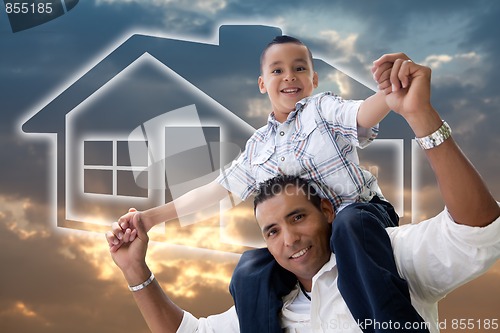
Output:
[373,54,499,227]
[107,210,240,333]
[107,217,184,333]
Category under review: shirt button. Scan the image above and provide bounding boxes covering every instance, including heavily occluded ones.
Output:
[280,131,285,136]
[280,157,285,162]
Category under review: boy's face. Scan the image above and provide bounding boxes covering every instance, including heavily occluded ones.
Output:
[259,43,319,122]
[255,187,334,291]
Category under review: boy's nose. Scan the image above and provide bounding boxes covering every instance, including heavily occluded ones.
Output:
[284,72,296,81]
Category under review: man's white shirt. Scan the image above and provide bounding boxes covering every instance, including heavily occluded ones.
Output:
[177,206,500,333]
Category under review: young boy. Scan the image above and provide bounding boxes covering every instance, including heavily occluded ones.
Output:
[107,36,429,332]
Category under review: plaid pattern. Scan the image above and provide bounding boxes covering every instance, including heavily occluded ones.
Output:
[216,92,382,212]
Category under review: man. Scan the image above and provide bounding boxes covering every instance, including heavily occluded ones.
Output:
[107,54,500,332]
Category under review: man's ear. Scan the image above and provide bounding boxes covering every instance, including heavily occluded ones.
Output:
[320,198,335,224]
[258,76,267,94]
[313,71,319,89]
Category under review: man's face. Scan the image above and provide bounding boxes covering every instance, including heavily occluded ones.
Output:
[255,187,334,290]
[258,43,318,123]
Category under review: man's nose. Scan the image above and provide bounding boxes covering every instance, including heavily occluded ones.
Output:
[283,227,300,247]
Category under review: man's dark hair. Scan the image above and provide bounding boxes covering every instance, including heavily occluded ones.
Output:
[260,35,314,71]
[253,175,322,214]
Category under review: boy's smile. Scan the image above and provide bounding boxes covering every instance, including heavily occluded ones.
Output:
[258,42,318,123]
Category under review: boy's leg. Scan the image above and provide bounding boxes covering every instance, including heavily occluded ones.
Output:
[229,248,296,333]
[331,197,430,333]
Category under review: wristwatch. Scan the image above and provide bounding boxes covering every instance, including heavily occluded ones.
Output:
[415,121,452,150]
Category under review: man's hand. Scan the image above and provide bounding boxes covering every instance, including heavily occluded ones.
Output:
[107,208,149,274]
[372,53,440,136]
[373,53,432,113]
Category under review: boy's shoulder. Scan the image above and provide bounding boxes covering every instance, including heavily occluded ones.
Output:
[298,91,343,108]
[310,91,336,99]
[249,123,271,142]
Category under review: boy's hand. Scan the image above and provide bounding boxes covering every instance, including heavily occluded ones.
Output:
[106,208,141,252]
[108,211,149,275]
[372,52,412,94]
[372,53,433,117]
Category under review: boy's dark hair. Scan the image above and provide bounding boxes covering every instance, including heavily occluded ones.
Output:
[253,175,322,214]
[260,35,314,71]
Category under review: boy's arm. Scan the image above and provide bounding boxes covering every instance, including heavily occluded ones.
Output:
[107,180,231,251]
[356,90,391,129]
[140,180,230,229]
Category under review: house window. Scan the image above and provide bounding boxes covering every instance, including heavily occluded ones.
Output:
[83,140,148,198]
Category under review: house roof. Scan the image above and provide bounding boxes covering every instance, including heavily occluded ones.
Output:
[22,25,283,133]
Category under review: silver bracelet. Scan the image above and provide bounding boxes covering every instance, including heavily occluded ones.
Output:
[415,121,452,150]
[128,272,155,292]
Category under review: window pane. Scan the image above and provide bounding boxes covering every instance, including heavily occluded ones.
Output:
[84,169,113,195]
[117,140,148,167]
[84,141,113,166]
[117,170,148,198]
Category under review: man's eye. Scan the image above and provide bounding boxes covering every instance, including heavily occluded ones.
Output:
[293,214,304,222]
[267,229,277,237]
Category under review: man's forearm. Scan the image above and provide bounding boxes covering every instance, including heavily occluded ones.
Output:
[123,265,184,333]
[407,107,500,227]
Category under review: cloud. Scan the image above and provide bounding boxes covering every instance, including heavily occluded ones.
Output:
[318,30,359,59]
[246,97,271,119]
[325,70,354,96]
[0,193,238,332]
[96,0,228,14]
[422,54,454,69]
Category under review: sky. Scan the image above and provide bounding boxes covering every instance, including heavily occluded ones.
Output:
[1,0,499,332]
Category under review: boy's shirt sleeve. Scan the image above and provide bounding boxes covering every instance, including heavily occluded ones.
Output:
[317,92,378,148]
[215,136,258,201]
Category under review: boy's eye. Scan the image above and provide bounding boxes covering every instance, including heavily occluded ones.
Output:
[271,69,282,74]
[296,66,306,72]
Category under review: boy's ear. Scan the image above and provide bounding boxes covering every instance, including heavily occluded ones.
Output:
[258,76,267,94]
[313,71,319,88]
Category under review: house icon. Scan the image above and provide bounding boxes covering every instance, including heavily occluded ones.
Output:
[21,25,404,253]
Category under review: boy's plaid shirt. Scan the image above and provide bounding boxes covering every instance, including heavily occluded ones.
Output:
[216,92,383,212]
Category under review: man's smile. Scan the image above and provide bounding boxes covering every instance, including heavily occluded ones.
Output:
[290,245,311,259]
